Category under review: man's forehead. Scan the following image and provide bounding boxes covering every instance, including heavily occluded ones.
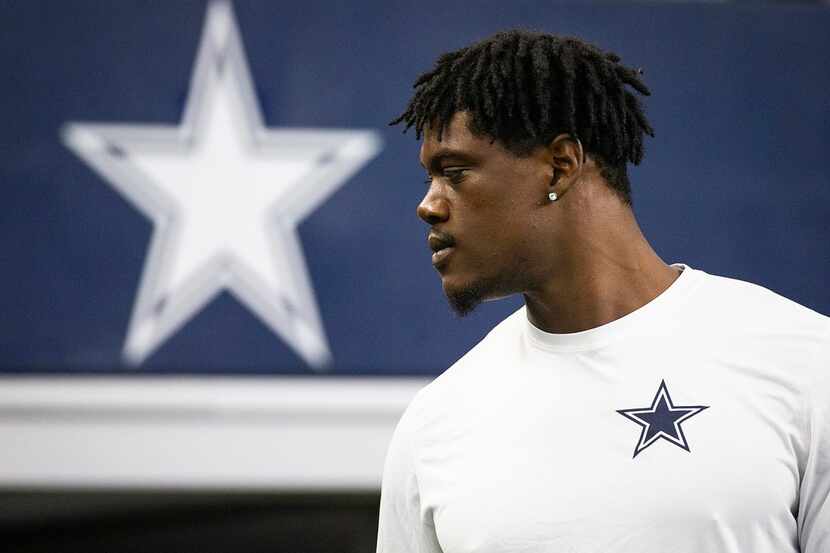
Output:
[419,112,488,167]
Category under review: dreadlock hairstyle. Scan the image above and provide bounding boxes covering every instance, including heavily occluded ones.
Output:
[390,30,655,205]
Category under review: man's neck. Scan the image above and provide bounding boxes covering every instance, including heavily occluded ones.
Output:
[523,209,680,335]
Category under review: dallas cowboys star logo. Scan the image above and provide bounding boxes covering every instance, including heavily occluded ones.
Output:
[60,1,381,370]
[617,380,708,458]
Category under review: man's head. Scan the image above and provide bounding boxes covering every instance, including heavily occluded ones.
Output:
[392,30,655,315]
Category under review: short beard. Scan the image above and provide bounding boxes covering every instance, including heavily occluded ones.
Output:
[446,285,484,317]
[445,275,502,317]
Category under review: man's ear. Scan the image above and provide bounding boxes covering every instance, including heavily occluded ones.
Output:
[547,133,584,198]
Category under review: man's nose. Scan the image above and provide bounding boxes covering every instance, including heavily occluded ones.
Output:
[417,184,449,225]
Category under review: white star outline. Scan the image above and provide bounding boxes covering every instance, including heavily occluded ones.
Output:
[60,0,382,370]
[617,380,709,458]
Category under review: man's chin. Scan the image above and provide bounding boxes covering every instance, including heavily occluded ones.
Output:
[442,278,489,317]
[445,287,482,317]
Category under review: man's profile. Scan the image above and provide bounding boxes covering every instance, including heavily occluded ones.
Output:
[376,30,829,552]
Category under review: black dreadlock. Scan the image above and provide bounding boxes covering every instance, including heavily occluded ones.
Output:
[390,30,655,206]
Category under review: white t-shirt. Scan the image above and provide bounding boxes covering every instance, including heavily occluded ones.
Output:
[376,263,830,553]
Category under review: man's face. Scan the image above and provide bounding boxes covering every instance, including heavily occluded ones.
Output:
[417,111,555,315]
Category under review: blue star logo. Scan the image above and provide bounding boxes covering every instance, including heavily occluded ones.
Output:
[617,380,708,458]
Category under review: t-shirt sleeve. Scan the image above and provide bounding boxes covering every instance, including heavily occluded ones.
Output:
[798,325,830,553]
[376,399,443,553]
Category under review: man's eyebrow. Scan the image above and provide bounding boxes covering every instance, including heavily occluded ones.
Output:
[421,149,477,171]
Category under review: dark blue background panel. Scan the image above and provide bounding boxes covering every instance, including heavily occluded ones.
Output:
[1,1,828,375]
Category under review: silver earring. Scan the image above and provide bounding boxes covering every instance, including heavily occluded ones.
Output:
[548,192,558,202]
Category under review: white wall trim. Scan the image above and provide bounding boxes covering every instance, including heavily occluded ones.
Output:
[0,376,431,490]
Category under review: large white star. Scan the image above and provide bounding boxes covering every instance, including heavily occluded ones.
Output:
[60,0,382,370]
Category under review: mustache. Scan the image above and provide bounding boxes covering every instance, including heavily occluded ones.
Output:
[428,229,456,252]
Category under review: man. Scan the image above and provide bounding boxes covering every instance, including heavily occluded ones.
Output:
[376,30,829,552]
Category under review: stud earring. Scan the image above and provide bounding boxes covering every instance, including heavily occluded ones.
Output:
[548,192,558,202]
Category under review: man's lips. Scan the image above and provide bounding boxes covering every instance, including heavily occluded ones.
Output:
[428,231,455,268]
[431,247,454,267]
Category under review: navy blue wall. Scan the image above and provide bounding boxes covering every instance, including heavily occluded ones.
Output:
[1,1,828,374]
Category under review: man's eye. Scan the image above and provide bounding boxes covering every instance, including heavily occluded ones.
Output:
[444,169,467,184]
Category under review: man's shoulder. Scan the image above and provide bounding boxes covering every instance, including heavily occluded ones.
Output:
[693,267,830,387]
[438,305,524,380]
[400,306,525,426]
[696,267,830,333]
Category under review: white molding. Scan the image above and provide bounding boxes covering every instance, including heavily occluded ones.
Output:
[0,376,430,490]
